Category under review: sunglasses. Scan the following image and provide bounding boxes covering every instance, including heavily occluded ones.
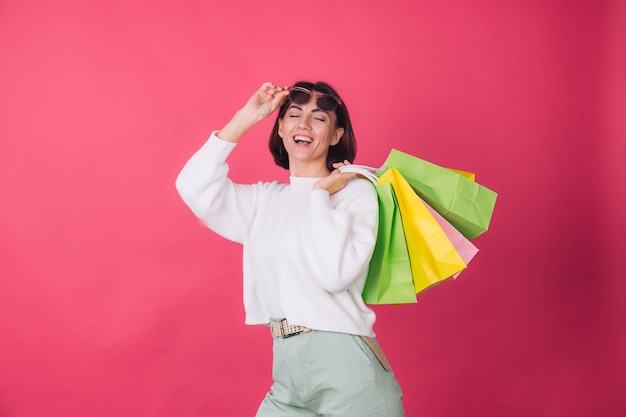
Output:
[288,86,343,112]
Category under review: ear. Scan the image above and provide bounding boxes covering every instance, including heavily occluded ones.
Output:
[277,118,284,138]
[331,127,344,146]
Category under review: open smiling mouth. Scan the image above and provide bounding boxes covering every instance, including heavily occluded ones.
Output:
[293,135,313,144]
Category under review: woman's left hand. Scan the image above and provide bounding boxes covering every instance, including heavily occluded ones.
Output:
[313,161,357,195]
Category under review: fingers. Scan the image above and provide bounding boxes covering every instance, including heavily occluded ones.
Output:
[331,161,354,178]
[331,160,352,169]
[260,82,289,99]
[256,82,289,113]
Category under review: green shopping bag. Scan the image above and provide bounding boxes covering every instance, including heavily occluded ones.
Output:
[362,182,417,305]
[379,149,498,240]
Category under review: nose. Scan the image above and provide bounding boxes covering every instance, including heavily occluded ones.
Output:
[297,116,312,130]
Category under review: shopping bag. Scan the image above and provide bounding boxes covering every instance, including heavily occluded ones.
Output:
[362,181,417,304]
[422,200,479,279]
[379,149,497,240]
[447,168,475,181]
[378,168,468,295]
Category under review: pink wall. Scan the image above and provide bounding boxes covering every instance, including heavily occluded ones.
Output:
[1,1,625,416]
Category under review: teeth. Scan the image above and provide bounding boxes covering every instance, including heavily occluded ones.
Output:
[294,135,312,144]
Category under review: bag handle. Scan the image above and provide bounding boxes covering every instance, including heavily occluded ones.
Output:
[338,164,380,185]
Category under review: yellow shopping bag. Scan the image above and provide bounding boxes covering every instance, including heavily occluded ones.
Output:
[378,167,468,295]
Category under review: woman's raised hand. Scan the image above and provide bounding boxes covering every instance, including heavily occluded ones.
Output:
[217,82,290,143]
[244,82,290,121]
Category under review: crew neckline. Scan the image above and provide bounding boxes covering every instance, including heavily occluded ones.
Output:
[289,176,322,186]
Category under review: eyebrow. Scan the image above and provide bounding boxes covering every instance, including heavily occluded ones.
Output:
[287,105,329,114]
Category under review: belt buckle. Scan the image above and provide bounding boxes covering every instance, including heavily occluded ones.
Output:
[279,319,298,338]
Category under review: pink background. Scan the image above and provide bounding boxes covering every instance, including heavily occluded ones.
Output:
[1,0,625,416]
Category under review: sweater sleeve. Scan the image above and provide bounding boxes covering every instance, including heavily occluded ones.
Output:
[301,178,379,293]
[175,131,259,243]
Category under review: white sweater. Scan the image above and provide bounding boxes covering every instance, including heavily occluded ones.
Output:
[176,132,379,337]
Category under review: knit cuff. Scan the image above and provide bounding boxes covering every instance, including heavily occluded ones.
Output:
[199,130,236,163]
[309,189,331,217]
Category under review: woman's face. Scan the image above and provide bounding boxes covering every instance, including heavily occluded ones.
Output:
[277,95,345,177]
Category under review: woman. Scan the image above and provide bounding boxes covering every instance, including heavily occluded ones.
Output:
[176,81,405,416]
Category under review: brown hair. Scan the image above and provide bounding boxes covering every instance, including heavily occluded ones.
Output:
[268,81,356,171]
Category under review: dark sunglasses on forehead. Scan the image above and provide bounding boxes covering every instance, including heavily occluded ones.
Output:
[289,86,343,112]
